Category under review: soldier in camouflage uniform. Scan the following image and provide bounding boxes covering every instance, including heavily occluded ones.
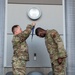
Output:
[11,22,35,75]
[35,27,67,75]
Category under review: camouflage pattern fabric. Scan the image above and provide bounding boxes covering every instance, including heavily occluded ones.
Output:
[52,58,66,75]
[45,29,67,75]
[12,57,26,75]
[12,25,33,75]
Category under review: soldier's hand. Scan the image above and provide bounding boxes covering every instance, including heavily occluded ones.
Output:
[57,58,63,64]
[51,32,56,38]
[31,22,36,27]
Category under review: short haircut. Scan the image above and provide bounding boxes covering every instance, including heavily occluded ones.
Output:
[35,27,45,36]
[12,25,19,34]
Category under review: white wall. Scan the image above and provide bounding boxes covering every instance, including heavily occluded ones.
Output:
[65,0,75,75]
[4,4,63,67]
[0,0,5,74]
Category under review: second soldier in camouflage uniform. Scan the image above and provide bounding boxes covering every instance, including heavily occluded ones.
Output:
[11,23,35,75]
[35,27,67,75]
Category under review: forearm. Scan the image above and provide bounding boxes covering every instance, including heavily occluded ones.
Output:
[17,24,33,42]
[23,24,33,39]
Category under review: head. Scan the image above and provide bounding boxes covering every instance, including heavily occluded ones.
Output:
[35,27,46,38]
[12,25,22,35]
